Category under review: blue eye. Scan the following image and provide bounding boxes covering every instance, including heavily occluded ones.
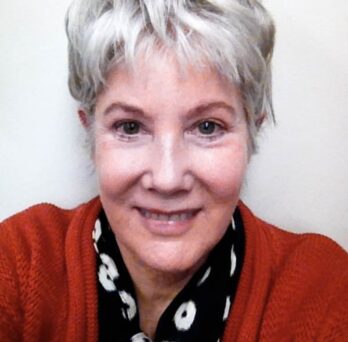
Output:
[198,121,218,135]
[189,119,227,142]
[120,121,140,135]
[113,121,141,136]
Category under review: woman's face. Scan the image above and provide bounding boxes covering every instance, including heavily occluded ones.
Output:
[93,54,249,277]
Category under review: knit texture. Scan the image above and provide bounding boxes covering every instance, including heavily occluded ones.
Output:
[0,197,347,341]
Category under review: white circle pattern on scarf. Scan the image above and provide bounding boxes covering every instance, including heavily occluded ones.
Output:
[94,210,244,342]
[197,266,211,286]
[230,245,237,277]
[174,300,197,331]
[98,253,119,292]
[119,290,137,320]
[131,332,151,341]
[231,217,236,231]
[92,219,102,252]
[223,296,231,321]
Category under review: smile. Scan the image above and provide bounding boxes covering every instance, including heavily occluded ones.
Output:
[137,208,199,222]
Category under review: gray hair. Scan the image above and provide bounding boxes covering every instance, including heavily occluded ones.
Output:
[66,0,275,152]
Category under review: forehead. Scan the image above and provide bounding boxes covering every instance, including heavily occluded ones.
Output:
[96,51,243,115]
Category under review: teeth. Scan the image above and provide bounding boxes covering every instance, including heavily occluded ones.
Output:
[158,214,168,221]
[171,214,181,221]
[140,209,194,221]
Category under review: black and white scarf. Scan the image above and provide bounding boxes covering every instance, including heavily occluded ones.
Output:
[92,209,244,342]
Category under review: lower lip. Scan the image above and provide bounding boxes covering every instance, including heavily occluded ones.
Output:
[135,208,200,237]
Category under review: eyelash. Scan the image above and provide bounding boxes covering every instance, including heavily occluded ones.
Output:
[111,119,227,142]
[111,120,145,141]
[190,120,226,141]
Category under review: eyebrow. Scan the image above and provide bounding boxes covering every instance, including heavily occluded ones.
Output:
[186,101,237,119]
[103,102,147,117]
[102,101,237,119]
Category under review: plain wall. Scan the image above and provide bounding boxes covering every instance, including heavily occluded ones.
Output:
[0,0,347,249]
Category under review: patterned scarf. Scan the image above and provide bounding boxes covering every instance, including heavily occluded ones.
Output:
[93,209,244,342]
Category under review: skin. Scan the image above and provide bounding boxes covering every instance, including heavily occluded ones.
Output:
[83,53,250,338]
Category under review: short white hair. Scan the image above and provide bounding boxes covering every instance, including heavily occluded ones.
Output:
[66,0,275,152]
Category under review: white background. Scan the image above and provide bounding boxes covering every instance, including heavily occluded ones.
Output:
[0,0,347,249]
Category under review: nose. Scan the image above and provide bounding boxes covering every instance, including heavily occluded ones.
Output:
[141,135,194,195]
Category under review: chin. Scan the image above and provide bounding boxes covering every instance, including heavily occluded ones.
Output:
[136,240,208,276]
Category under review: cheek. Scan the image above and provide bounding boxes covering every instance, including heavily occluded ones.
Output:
[94,142,144,197]
[192,142,248,200]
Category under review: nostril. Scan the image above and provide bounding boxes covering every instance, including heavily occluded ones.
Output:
[140,142,193,194]
[141,169,194,195]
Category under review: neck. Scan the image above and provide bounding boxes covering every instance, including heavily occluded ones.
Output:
[134,270,193,339]
[119,249,197,339]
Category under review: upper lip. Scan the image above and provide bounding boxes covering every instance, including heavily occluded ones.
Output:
[135,207,201,215]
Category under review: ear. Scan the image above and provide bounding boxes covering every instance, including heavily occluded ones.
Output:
[255,112,266,128]
[78,109,90,128]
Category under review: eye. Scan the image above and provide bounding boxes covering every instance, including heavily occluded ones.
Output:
[187,119,227,142]
[110,120,147,142]
[120,121,140,135]
[113,121,141,135]
[197,121,219,135]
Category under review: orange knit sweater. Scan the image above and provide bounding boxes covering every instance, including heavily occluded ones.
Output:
[0,197,347,341]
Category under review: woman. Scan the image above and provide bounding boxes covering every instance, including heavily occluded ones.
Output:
[0,0,347,341]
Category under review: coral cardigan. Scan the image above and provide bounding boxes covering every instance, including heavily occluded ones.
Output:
[0,198,347,342]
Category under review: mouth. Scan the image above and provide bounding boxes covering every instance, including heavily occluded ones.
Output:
[137,207,200,222]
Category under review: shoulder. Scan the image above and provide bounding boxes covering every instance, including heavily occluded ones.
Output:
[0,197,101,229]
[238,201,347,273]
[237,202,348,340]
[0,197,101,262]
[1,202,74,236]
[0,199,101,341]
